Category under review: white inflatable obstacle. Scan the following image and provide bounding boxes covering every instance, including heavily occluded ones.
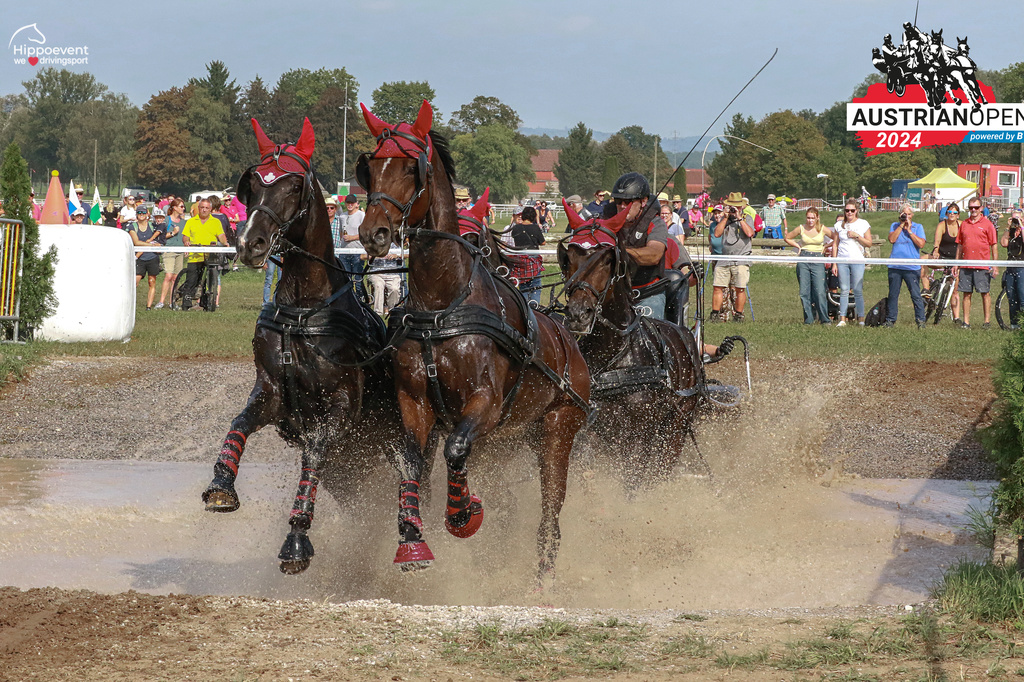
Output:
[36,224,136,342]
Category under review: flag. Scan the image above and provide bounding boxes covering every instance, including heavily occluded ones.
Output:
[67,180,82,215]
[90,186,101,224]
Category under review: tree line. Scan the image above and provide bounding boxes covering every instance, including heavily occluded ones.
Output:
[1,60,1021,205]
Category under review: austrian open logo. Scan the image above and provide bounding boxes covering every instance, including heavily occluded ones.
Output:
[8,23,89,67]
[846,22,1022,156]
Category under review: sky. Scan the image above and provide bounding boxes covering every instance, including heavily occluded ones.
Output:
[2,0,1020,145]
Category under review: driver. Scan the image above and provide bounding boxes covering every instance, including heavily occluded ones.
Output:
[609,172,670,319]
[180,197,229,310]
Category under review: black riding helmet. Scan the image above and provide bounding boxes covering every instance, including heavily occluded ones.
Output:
[610,172,651,201]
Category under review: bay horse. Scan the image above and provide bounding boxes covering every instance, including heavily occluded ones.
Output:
[556,200,715,487]
[355,100,592,585]
[202,117,401,574]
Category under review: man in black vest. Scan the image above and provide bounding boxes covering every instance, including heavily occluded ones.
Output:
[610,172,670,319]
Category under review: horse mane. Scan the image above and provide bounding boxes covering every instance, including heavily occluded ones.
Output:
[428,130,457,186]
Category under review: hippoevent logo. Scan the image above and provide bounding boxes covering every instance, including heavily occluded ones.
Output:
[846,22,1022,156]
[8,23,89,67]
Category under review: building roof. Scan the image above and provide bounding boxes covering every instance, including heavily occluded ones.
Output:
[531,149,560,173]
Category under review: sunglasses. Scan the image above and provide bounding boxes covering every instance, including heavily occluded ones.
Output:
[969,206,982,210]
[948,210,959,214]
[844,208,857,212]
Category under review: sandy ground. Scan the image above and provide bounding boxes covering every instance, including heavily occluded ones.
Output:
[0,355,1002,680]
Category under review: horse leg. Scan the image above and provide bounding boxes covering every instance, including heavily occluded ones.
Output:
[442,415,487,539]
[202,378,278,512]
[393,394,437,571]
[278,434,328,575]
[535,405,585,588]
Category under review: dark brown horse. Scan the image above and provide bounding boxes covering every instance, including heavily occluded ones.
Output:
[355,100,592,585]
[557,200,710,486]
[202,117,401,574]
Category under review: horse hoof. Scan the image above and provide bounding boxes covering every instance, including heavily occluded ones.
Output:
[279,559,311,575]
[394,541,434,571]
[202,484,239,513]
[277,531,314,575]
[445,495,484,539]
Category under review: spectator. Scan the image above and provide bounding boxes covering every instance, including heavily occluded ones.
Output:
[101,199,119,227]
[220,194,241,235]
[209,195,232,243]
[657,192,682,229]
[585,190,607,218]
[340,194,366,300]
[118,195,137,227]
[830,200,873,327]
[70,207,86,224]
[661,204,686,249]
[156,199,186,309]
[510,205,545,304]
[536,200,554,233]
[884,203,927,328]
[710,193,754,322]
[454,187,471,211]
[76,187,90,224]
[29,189,42,222]
[564,194,590,224]
[129,205,162,310]
[955,198,999,329]
[1000,208,1024,329]
[687,202,703,234]
[760,194,788,240]
[923,200,962,323]
[672,195,692,237]
[364,249,403,316]
[180,198,228,311]
[783,206,829,324]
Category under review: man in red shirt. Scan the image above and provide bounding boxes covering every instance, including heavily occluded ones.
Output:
[955,198,1000,329]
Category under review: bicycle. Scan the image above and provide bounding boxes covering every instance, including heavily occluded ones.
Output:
[171,254,225,312]
[995,271,1021,331]
[923,266,957,325]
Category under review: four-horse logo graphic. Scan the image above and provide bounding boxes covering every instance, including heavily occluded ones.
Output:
[872,23,986,110]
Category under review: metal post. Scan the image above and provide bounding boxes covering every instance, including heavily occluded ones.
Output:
[342,83,348,183]
[93,139,97,190]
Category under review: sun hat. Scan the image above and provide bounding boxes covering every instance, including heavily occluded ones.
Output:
[672,194,683,202]
[767,193,776,200]
[723,192,746,207]
[657,191,670,202]
[454,188,471,200]
[71,207,86,216]
[324,196,338,206]
[565,194,582,205]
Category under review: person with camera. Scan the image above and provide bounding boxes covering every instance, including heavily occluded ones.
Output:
[710,193,755,322]
[830,200,873,327]
[956,198,999,329]
[1000,208,1024,328]
[884,204,927,328]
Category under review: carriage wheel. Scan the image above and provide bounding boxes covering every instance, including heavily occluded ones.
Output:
[895,80,906,97]
[887,76,895,93]
[893,66,906,97]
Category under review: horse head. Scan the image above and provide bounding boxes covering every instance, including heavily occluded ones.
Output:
[558,198,631,334]
[957,36,970,55]
[357,100,440,258]
[930,28,944,45]
[235,117,319,268]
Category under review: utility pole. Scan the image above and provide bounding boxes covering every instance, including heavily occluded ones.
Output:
[93,139,97,191]
[342,83,349,182]
[653,135,659,190]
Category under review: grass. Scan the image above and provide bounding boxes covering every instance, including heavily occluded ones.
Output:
[933,560,1024,626]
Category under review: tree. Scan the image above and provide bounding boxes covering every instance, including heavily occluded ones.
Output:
[600,155,620,191]
[58,93,138,193]
[18,69,107,177]
[448,96,521,134]
[616,125,672,182]
[188,60,239,105]
[275,67,357,110]
[371,81,439,124]
[0,143,56,340]
[706,113,755,197]
[812,143,859,202]
[1002,62,1024,102]
[553,122,599,197]
[451,124,534,203]
[859,149,937,198]
[134,87,203,195]
[600,134,644,178]
[241,76,273,124]
[182,89,232,190]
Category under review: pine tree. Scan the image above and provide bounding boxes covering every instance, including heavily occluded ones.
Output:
[1,143,56,340]
[600,155,620,192]
[553,122,599,197]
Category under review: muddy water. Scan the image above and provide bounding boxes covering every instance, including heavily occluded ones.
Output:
[0,457,992,609]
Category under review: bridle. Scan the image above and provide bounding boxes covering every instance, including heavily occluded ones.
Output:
[239,146,316,258]
[357,127,433,238]
[559,223,630,335]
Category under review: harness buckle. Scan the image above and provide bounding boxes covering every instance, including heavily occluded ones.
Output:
[283,351,294,365]
[426,363,438,378]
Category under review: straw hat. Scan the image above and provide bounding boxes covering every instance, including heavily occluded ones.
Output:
[723,192,746,207]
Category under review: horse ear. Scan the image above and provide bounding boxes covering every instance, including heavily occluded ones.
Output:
[411,100,433,139]
[562,198,586,230]
[469,187,490,221]
[361,102,388,138]
[251,118,275,156]
[600,206,631,233]
[295,117,315,161]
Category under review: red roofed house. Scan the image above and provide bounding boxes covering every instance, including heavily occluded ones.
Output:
[685,168,709,196]
[528,149,560,198]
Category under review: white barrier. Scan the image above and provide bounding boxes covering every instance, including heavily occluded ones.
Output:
[37,225,135,342]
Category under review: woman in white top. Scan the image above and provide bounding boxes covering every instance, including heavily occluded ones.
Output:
[829,200,873,326]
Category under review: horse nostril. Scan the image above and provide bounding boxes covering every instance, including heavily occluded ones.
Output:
[373,227,389,246]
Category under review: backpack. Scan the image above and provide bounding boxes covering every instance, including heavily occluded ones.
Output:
[864,298,888,327]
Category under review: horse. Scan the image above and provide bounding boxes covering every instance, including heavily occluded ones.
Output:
[556,200,714,487]
[355,100,592,586]
[930,33,986,108]
[201,117,402,574]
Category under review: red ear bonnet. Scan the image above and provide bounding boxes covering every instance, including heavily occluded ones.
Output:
[359,100,435,161]
[251,118,275,157]
[565,197,629,248]
[293,117,315,162]
[249,117,315,184]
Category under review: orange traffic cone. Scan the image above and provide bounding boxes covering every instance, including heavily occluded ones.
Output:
[39,170,70,224]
